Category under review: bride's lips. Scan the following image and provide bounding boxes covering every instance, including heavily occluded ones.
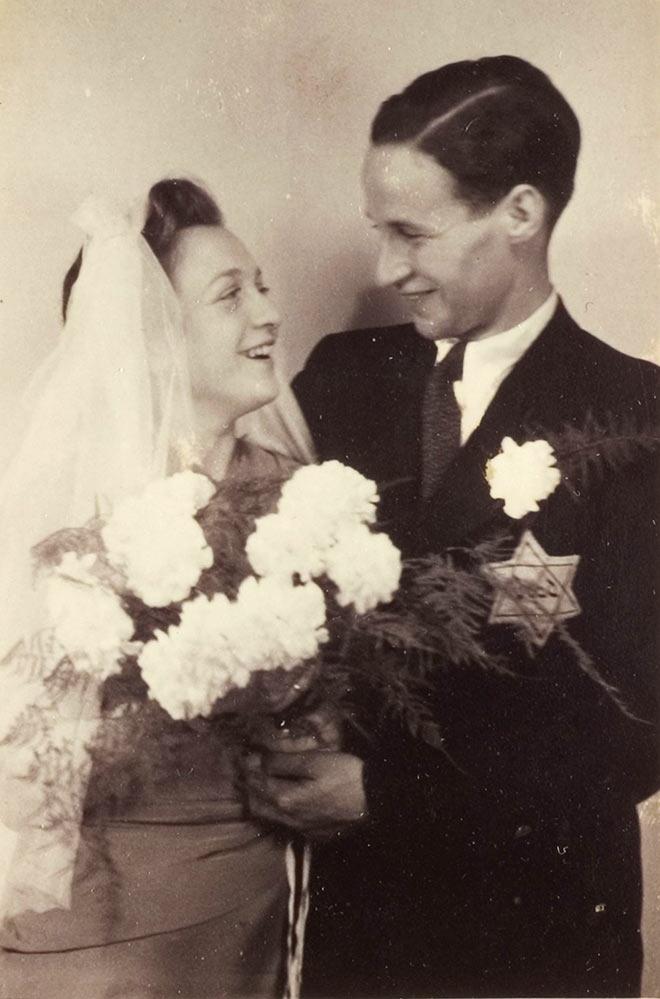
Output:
[239,340,276,361]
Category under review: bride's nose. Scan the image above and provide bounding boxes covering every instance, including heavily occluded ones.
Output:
[248,287,281,334]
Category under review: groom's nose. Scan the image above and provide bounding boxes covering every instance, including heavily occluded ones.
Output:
[375,233,413,288]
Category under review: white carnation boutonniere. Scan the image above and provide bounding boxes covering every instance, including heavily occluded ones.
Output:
[486,437,561,519]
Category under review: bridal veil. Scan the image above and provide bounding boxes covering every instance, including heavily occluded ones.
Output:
[0,195,314,919]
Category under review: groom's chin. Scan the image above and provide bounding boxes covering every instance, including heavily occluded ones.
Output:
[411,313,444,340]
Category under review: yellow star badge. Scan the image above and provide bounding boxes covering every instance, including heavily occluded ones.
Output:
[485,530,581,647]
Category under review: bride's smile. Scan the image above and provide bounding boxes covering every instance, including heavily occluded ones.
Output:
[167,224,281,431]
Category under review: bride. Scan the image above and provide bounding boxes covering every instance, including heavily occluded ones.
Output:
[0,178,314,999]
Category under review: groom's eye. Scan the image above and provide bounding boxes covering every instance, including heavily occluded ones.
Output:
[399,227,426,242]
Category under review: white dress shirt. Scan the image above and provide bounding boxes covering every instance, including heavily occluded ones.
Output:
[434,291,558,444]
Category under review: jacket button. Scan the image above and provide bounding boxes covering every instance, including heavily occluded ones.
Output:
[514,824,532,839]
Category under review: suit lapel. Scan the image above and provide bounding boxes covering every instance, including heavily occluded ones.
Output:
[361,329,435,540]
[419,303,581,549]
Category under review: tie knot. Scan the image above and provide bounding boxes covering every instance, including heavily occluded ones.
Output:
[438,339,467,382]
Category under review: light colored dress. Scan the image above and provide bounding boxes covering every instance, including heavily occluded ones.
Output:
[0,441,298,999]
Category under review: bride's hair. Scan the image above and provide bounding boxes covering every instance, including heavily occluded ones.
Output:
[61,178,223,319]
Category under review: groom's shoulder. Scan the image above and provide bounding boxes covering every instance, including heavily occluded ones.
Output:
[301,322,427,372]
[549,306,659,415]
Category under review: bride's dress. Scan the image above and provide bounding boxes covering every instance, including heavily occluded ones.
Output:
[0,442,297,999]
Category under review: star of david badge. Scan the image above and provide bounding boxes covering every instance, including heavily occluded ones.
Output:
[485,530,581,647]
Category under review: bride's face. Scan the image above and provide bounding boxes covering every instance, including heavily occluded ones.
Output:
[168,225,281,424]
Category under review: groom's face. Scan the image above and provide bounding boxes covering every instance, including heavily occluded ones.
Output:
[362,143,516,341]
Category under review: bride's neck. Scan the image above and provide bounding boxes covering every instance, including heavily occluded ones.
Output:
[198,432,237,480]
[192,403,238,480]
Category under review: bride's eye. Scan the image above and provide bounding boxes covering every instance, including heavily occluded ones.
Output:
[218,286,242,309]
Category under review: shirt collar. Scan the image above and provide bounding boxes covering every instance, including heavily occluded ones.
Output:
[434,290,558,370]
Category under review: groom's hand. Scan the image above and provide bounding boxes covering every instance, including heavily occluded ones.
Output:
[244,749,367,839]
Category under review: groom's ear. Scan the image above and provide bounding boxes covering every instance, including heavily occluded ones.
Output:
[500,184,548,243]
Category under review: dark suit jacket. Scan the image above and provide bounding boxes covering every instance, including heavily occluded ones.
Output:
[292,302,659,998]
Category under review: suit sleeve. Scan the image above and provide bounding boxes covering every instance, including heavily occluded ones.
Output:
[291,335,343,458]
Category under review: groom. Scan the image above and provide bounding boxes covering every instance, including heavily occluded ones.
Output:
[248,56,659,997]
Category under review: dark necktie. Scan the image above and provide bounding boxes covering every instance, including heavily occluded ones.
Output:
[420,339,467,501]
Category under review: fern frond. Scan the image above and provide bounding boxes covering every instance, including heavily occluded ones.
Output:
[540,414,660,496]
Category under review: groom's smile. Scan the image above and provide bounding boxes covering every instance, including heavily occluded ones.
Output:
[362,142,518,342]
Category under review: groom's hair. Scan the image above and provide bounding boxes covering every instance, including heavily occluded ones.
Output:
[371,55,580,229]
[61,178,222,321]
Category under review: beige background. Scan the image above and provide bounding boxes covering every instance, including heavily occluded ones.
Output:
[0,0,658,992]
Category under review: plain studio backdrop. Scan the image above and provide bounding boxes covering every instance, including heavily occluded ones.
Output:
[0,0,658,993]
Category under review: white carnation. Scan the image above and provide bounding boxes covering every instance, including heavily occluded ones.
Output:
[102,471,215,607]
[278,462,379,533]
[246,512,328,581]
[230,577,328,669]
[247,462,381,583]
[138,580,327,721]
[486,437,562,519]
[134,471,216,517]
[44,552,133,679]
[138,595,244,721]
[325,524,402,614]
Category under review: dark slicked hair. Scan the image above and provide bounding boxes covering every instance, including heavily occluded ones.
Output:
[371,55,581,228]
[62,178,222,320]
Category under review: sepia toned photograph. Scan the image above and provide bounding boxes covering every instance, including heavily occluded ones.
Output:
[0,2,658,997]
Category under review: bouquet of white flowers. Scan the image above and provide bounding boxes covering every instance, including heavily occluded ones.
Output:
[9,420,649,830]
[0,455,510,836]
[33,462,404,726]
[0,464,400,842]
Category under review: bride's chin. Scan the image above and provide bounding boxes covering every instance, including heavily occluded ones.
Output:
[256,370,280,400]
[239,379,280,416]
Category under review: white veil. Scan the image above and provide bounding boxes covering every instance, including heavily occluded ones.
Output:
[0,199,195,663]
[238,385,316,466]
[0,195,315,920]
